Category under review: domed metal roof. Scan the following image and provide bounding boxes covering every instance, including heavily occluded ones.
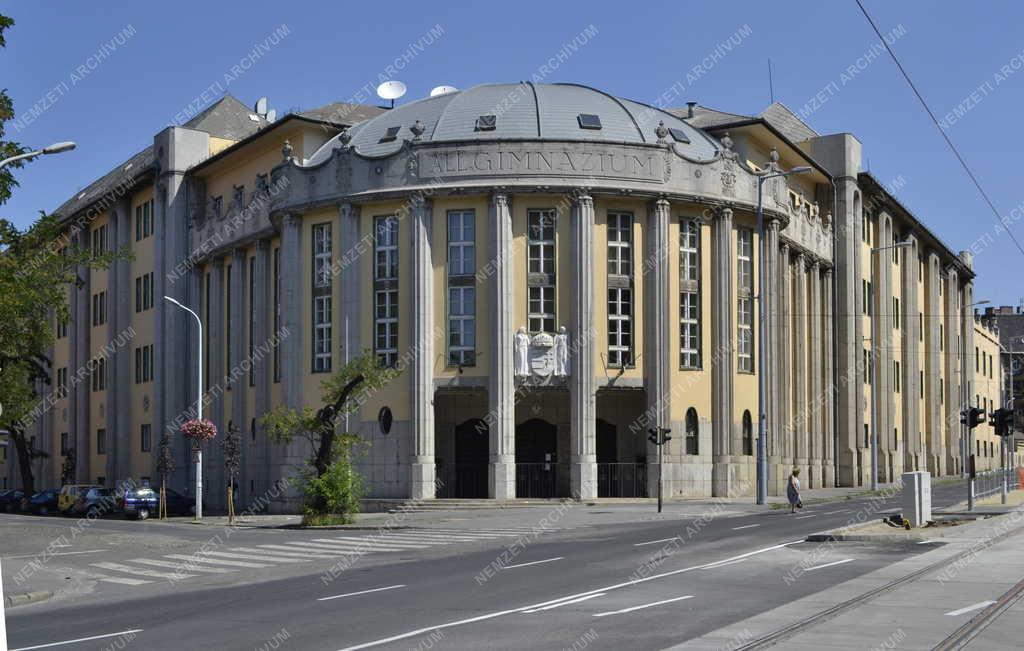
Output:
[306,82,720,165]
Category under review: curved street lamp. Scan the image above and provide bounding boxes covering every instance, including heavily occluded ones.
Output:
[164,296,204,519]
[0,141,76,169]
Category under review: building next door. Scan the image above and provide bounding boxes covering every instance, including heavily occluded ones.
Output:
[438,419,488,498]
[515,419,561,497]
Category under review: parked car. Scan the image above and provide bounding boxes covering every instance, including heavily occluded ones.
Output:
[0,489,25,513]
[72,487,122,518]
[59,484,101,515]
[28,489,60,515]
[122,487,193,520]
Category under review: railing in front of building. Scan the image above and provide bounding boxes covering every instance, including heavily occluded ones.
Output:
[515,463,569,499]
[597,463,648,498]
[972,466,1022,499]
[435,463,489,499]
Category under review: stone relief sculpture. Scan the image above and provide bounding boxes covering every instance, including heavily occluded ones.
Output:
[514,327,531,376]
[554,327,570,377]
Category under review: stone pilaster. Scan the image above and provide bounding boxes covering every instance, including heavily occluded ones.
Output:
[778,243,792,474]
[943,267,960,474]
[960,277,975,475]
[765,219,782,494]
[823,267,836,486]
[808,258,823,488]
[252,240,271,500]
[229,248,247,501]
[644,198,672,497]
[792,252,809,481]
[876,216,895,481]
[570,194,597,500]
[924,252,944,475]
[107,196,132,485]
[276,213,304,509]
[71,228,91,483]
[711,207,734,497]
[488,192,516,500]
[207,258,225,504]
[338,202,362,428]
[901,237,921,472]
[410,197,436,500]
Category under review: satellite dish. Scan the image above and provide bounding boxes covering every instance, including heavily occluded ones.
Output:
[255,96,268,115]
[377,80,407,107]
[265,109,277,122]
[430,85,458,97]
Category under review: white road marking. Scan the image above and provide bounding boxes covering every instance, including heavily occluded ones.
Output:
[732,524,760,530]
[255,544,347,557]
[502,557,564,570]
[4,550,105,560]
[420,529,521,538]
[320,536,445,548]
[702,558,748,569]
[633,537,679,546]
[334,538,804,651]
[379,532,492,542]
[279,541,408,553]
[91,561,196,580]
[129,558,234,574]
[917,540,941,545]
[593,595,694,617]
[822,510,845,515]
[11,628,144,651]
[98,577,151,586]
[795,515,818,520]
[945,600,995,617]
[163,554,269,569]
[318,584,407,601]
[200,550,308,564]
[804,558,854,571]
[521,593,605,613]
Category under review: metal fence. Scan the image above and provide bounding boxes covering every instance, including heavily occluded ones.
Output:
[435,463,488,499]
[515,463,569,498]
[972,466,1022,499]
[597,463,648,498]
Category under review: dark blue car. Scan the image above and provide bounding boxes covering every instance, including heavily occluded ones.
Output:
[28,489,59,515]
[122,487,193,520]
[0,489,25,513]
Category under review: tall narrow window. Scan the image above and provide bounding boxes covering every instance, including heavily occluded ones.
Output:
[447,210,476,366]
[204,272,211,390]
[249,255,257,384]
[680,218,701,369]
[96,428,106,455]
[607,212,634,367]
[527,209,556,333]
[374,216,399,367]
[685,407,699,455]
[737,229,754,373]
[273,246,281,382]
[140,424,152,453]
[225,264,232,377]
[742,410,753,455]
[312,223,333,373]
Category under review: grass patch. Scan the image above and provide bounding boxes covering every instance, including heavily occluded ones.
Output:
[301,513,355,527]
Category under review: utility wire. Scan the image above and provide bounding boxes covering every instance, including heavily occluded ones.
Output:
[854,0,1024,259]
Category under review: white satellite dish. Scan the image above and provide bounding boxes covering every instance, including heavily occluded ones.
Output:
[255,96,268,115]
[430,85,458,97]
[266,109,277,122]
[377,80,407,107]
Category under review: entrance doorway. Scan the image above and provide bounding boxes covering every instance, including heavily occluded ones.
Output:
[437,418,488,498]
[515,418,563,497]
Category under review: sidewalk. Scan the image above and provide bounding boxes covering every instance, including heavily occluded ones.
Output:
[673,504,1024,650]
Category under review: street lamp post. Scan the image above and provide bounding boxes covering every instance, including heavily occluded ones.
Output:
[867,241,914,492]
[755,165,811,505]
[996,336,1022,505]
[163,296,204,519]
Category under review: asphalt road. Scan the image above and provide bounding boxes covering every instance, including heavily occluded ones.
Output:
[2,481,974,651]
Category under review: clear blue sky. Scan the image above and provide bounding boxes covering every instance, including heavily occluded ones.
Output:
[3,1,1023,305]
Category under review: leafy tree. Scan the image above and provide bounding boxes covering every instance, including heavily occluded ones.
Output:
[0,13,128,499]
[156,434,176,519]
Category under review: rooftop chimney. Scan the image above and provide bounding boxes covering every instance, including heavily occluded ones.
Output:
[686,101,697,119]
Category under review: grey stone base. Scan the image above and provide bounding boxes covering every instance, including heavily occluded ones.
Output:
[410,461,436,500]
[490,459,515,500]
[571,458,596,500]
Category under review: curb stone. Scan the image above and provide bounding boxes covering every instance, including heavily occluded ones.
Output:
[5,590,52,608]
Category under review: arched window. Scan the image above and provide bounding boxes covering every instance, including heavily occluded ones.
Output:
[251,417,256,441]
[685,408,699,455]
[742,410,753,456]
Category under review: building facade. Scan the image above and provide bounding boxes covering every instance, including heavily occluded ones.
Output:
[2,83,997,510]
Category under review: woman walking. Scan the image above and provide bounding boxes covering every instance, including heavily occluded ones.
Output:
[787,468,801,514]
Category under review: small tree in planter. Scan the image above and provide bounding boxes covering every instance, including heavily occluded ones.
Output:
[221,422,241,524]
[156,434,176,519]
[60,447,76,486]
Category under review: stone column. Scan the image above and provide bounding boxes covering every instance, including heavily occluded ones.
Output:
[488,192,516,499]
[410,197,436,500]
[252,240,271,498]
[229,248,247,501]
[901,237,921,472]
[277,214,304,508]
[338,203,362,433]
[823,267,836,486]
[711,207,734,497]
[792,252,809,481]
[778,243,792,473]
[107,196,131,484]
[570,194,597,500]
[924,252,944,475]
[808,258,822,488]
[876,217,895,481]
[644,198,672,497]
[944,267,960,474]
[765,219,782,494]
[207,258,225,503]
[71,228,91,483]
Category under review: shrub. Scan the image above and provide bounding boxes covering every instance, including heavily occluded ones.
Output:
[301,455,363,525]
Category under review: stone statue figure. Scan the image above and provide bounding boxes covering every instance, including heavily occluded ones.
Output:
[554,327,570,377]
[514,327,531,376]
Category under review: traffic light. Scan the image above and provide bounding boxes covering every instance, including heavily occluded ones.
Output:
[990,408,1015,437]
[648,428,658,445]
[964,407,986,429]
[647,427,672,445]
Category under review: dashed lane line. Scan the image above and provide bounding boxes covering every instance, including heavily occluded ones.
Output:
[593,595,694,617]
[318,585,407,601]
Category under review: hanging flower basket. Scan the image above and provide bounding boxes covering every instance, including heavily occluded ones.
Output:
[181,418,218,446]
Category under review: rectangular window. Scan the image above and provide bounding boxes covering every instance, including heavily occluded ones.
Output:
[140,424,152,453]
[313,295,333,373]
[737,228,754,373]
[976,346,980,372]
[60,432,69,456]
[91,290,107,326]
[893,297,900,329]
[91,224,108,257]
[273,247,281,382]
[91,357,106,392]
[211,195,223,220]
[374,216,399,368]
[527,209,556,333]
[134,344,153,384]
[680,218,701,369]
[135,200,153,241]
[447,210,476,367]
[313,224,334,374]
[920,370,924,398]
[56,367,68,398]
[607,287,633,367]
[96,428,106,455]
[233,185,245,213]
[894,360,901,393]
[607,212,634,367]
[134,273,153,312]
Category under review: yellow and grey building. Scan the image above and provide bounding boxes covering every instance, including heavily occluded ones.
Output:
[1,83,999,509]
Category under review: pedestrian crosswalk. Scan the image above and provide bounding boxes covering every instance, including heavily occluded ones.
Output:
[85,527,570,587]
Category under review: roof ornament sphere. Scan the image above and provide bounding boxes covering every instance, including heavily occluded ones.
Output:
[339,130,352,147]
[655,120,669,144]
[282,139,294,163]
[410,119,425,140]
[769,147,780,167]
[721,132,733,151]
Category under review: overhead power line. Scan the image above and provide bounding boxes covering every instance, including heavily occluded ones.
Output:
[854,0,1024,259]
